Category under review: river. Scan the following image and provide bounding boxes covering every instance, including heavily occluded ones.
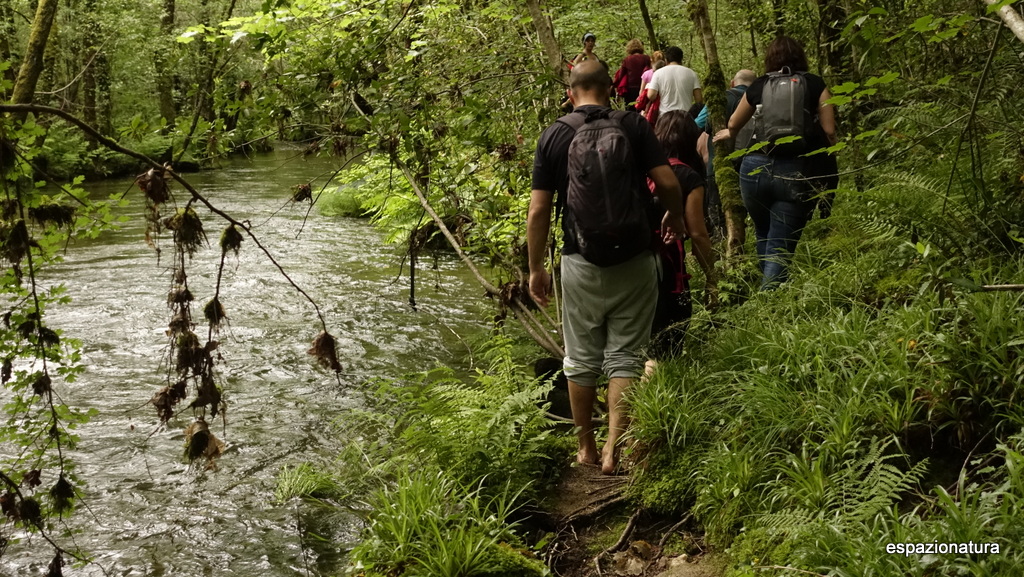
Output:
[1,146,493,576]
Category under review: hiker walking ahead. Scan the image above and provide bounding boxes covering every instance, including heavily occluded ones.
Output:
[572,32,601,66]
[612,39,651,107]
[527,60,687,475]
[714,36,837,289]
[646,110,718,371]
[645,46,702,115]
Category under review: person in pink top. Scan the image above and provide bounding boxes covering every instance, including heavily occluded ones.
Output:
[639,50,664,96]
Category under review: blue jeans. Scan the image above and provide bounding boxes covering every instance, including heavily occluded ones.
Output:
[739,154,815,290]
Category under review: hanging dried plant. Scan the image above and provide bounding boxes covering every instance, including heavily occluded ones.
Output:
[167,286,194,305]
[164,207,207,257]
[292,183,312,203]
[2,219,33,265]
[184,418,224,464]
[49,475,75,516]
[136,167,170,205]
[151,386,174,422]
[32,374,52,396]
[203,297,226,329]
[168,312,191,336]
[190,373,222,416]
[307,331,342,372]
[28,203,76,229]
[175,331,206,375]
[37,326,60,347]
[17,497,41,526]
[219,224,243,255]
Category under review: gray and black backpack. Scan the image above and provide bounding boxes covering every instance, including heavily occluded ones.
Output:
[757,67,816,156]
[556,109,652,267]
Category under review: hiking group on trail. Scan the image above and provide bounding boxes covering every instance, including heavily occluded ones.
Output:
[527,35,839,474]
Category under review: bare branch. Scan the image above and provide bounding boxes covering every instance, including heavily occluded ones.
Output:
[0,103,333,336]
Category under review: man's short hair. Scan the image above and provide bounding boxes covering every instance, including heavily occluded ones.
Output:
[570,60,612,92]
[664,46,683,64]
[734,69,756,86]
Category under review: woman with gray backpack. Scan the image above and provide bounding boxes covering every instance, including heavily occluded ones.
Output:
[714,36,837,290]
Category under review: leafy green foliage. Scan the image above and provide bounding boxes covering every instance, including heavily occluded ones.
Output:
[276,335,565,575]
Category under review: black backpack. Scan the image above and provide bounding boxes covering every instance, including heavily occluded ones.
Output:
[556,109,652,267]
[757,68,816,156]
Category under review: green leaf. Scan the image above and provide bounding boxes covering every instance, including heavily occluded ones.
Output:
[911,15,938,33]
[864,72,899,86]
[825,95,854,107]
[831,82,860,95]
[986,0,1016,13]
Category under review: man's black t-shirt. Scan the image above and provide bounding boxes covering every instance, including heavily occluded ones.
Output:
[532,105,669,255]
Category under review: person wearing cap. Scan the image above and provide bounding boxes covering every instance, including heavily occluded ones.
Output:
[572,33,601,66]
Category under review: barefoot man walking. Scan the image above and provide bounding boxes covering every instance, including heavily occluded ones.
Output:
[527,60,687,474]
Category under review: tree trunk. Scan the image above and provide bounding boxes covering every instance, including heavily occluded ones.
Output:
[816,0,845,80]
[155,0,177,129]
[771,0,786,37]
[985,0,1024,44]
[638,0,659,51]
[0,0,16,95]
[12,0,60,108]
[689,0,746,260]
[525,0,568,85]
[82,0,99,149]
[95,50,113,136]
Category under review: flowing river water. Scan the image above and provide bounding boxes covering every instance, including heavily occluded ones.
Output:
[1,146,494,576]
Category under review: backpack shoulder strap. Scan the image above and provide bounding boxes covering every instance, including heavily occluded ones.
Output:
[556,111,587,132]
[668,157,689,168]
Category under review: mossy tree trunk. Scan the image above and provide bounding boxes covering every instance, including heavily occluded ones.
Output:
[689,0,746,259]
[0,0,16,95]
[11,0,59,109]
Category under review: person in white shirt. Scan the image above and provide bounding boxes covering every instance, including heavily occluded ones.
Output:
[645,46,702,114]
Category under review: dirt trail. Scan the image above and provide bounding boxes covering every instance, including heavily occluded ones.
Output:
[540,463,722,577]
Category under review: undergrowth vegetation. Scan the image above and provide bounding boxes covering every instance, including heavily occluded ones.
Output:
[277,336,567,576]
[628,89,1024,573]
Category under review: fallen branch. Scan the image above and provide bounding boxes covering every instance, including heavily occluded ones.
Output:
[604,507,643,555]
[980,284,1024,292]
[513,300,564,357]
[658,512,693,548]
[394,156,501,295]
[752,565,829,577]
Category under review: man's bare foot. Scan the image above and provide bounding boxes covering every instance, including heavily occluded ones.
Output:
[577,449,599,467]
[601,445,619,475]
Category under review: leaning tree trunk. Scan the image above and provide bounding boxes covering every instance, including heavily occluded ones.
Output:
[689,0,747,260]
[638,0,659,51]
[985,0,1024,44]
[11,0,60,111]
[525,0,568,86]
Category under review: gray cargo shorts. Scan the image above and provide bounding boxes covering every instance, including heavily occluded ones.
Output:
[560,251,657,387]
